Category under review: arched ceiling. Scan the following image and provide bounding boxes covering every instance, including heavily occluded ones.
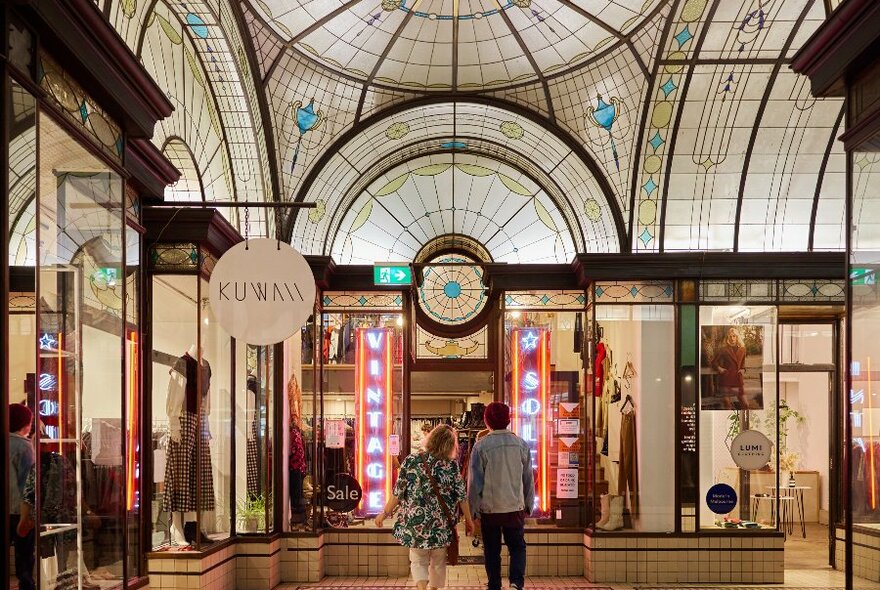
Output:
[332,153,579,264]
[92,0,848,259]
[249,0,662,91]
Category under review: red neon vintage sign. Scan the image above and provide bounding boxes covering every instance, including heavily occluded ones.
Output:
[511,327,550,514]
[354,328,393,515]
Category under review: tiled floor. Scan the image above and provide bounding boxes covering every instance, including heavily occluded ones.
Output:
[279,567,880,590]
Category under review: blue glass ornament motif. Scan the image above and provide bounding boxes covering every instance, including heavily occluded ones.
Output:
[290,99,324,174]
[586,95,622,170]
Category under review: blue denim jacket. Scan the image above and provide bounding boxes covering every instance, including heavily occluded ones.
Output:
[467,429,535,517]
[9,433,34,514]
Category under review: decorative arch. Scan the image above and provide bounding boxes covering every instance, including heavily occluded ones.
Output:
[287,97,626,257]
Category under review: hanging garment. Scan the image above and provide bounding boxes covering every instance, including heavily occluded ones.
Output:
[163,354,215,512]
[329,327,341,363]
[594,342,607,397]
[607,399,622,462]
[617,410,638,517]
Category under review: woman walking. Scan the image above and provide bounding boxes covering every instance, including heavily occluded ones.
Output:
[376,424,474,590]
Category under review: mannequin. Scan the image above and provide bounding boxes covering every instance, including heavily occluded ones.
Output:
[246,375,260,497]
[164,345,215,546]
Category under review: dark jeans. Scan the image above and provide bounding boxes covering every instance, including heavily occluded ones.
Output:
[481,513,526,590]
[289,468,305,516]
[10,514,36,590]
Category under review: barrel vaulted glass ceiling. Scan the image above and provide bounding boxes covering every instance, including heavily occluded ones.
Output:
[47,0,846,261]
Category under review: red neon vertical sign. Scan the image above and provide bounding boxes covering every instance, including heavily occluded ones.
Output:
[354,327,393,514]
[511,327,550,513]
[126,331,139,510]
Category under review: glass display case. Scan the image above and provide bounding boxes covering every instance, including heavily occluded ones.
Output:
[35,113,131,588]
[502,306,588,527]
[149,273,233,550]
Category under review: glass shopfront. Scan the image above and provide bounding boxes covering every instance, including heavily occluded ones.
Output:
[849,148,880,588]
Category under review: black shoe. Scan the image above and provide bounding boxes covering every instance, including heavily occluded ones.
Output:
[183,522,196,543]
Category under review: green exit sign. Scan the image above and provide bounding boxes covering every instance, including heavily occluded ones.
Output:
[852,267,876,286]
[374,263,412,286]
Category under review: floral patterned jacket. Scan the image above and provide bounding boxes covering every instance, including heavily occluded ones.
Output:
[392,452,466,549]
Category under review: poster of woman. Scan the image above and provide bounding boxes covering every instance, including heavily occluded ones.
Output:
[700,325,764,410]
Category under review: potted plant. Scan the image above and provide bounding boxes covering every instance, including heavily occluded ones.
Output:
[237,493,266,533]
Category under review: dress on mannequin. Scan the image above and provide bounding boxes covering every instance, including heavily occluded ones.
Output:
[163,347,215,545]
[246,375,260,497]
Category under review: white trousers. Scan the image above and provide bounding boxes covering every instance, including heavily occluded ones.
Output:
[409,547,447,588]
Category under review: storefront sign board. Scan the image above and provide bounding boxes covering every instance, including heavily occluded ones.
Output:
[326,473,363,513]
[730,429,772,470]
[355,328,393,515]
[209,238,316,345]
[511,327,550,513]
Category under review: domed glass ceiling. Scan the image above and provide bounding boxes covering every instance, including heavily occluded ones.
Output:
[250,0,661,90]
[89,0,848,259]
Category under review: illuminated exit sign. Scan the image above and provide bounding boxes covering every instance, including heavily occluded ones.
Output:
[511,327,550,514]
[355,328,393,515]
[851,268,876,286]
[373,263,412,286]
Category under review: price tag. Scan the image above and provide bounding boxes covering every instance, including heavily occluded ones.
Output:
[389,434,400,456]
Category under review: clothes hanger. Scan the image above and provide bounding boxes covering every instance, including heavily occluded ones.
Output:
[620,394,635,414]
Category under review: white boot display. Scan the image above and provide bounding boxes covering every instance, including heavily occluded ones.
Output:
[597,495,623,531]
[596,493,611,527]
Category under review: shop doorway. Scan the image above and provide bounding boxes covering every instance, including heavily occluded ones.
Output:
[778,321,839,574]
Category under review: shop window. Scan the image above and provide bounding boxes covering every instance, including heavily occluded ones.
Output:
[590,304,676,533]
[235,343,274,533]
[149,275,233,549]
[35,113,128,587]
[302,312,403,527]
[698,305,779,531]
[851,149,880,539]
[503,310,588,527]
[125,223,143,577]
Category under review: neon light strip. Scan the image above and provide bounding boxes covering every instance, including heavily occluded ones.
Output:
[512,330,520,440]
[868,356,876,510]
[385,331,393,504]
[126,331,138,510]
[540,331,549,512]
[355,329,365,510]
[57,333,63,452]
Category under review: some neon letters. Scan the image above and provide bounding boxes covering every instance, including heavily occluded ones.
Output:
[355,327,393,514]
[511,328,550,513]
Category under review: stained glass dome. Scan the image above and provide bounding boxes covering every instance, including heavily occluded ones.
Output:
[248,0,661,91]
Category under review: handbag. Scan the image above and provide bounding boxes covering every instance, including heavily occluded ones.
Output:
[421,458,460,566]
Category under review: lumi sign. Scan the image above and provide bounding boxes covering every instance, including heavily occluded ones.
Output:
[209,239,316,345]
[355,328,394,515]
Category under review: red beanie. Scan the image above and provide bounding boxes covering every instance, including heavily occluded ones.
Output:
[484,402,510,430]
[9,403,33,433]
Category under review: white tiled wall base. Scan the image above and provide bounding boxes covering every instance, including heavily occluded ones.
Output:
[236,538,283,590]
[585,533,784,584]
[282,535,325,582]
[147,542,236,590]
[322,531,410,577]
[835,526,880,582]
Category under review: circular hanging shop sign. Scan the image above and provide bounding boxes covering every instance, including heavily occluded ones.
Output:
[209,238,316,345]
[730,429,773,471]
[706,483,738,515]
[326,473,363,513]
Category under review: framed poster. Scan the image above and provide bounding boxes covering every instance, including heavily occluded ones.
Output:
[700,325,764,410]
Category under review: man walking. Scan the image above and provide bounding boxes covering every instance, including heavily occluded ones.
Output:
[9,403,36,590]
[467,402,534,590]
